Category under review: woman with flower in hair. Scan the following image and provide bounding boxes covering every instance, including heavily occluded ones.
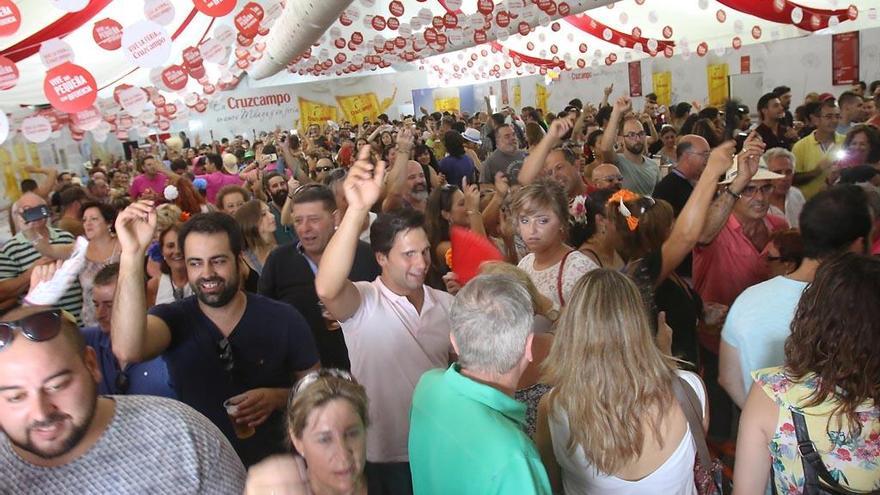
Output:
[569,188,624,270]
[607,141,737,366]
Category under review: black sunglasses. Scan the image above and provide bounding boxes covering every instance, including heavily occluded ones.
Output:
[115,370,130,394]
[0,310,73,351]
[217,337,235,373]
[315,166,336,173]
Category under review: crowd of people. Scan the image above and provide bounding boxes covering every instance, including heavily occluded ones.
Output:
[1,78,879,495]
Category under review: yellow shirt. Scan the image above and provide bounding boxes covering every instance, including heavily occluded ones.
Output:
[791,132,845,199]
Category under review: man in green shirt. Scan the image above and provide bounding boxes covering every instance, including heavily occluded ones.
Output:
[408,275,551,495]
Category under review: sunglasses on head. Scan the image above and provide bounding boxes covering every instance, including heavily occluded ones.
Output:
[292,368,354,397]
[0,309,74,351]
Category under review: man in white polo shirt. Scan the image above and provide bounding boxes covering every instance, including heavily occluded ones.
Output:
[316,145,452,495]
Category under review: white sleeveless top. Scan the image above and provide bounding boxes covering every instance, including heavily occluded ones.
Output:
[155,273,193,306]
[549,370,706,495]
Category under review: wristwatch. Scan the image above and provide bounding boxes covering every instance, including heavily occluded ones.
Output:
[725,187,742,200]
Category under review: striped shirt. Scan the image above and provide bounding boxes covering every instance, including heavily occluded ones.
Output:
[0,228,82,323]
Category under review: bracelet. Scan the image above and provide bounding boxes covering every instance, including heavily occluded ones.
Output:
[725,188,742,200]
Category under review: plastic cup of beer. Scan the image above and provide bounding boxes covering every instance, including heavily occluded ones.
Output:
[223,399,255,439]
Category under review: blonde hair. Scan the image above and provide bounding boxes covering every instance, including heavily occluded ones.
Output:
[511,179,570,237]
[287,374,369,441]
[155,204,183,234]
[479,261,553,317]
[542,269,679,474]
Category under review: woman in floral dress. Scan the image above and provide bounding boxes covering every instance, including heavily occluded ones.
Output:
[734,253,880,494]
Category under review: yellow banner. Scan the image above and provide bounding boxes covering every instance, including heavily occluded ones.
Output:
[707,64,729,108]
[336,93,382,124]
[27,143,41,167]
[298,98,338,131]
[652,72,672,107]
[434,97,460,113]
[513,83,521,109]
[535,84,549,114]
[0,147,19,202]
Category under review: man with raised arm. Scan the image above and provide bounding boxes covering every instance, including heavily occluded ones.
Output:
[316,146,453,495]
[111,207,319,467]
[597,96,661,196]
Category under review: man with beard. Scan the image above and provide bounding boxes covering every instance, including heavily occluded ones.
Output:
[262,171,297,245]
[481,124,527,183]
[316,145,453,494]
[111,207,319,467]
[0,305,245,492]
[599,96,662,195]
[382,128,429,213]
[754,92,798,150]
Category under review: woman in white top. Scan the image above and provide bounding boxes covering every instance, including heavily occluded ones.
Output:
[535,269,709,495]
[147,223,192,306]
[511,179,598,310]
[79,202,121,326]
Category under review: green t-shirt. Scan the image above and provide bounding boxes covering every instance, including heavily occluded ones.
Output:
[409,365,552,495]
[614,153,660,196]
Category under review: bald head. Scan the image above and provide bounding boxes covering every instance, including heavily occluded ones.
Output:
[591,163,623,191]
[675,135,710,180]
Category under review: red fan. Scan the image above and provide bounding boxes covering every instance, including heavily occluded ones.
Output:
[450,226,504,285]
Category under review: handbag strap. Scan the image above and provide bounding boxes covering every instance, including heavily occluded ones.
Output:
[790,409,880,495]
[671,376,713,470]
[556,250,573,307]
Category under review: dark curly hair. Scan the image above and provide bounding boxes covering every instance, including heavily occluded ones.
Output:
[784,253,880,434]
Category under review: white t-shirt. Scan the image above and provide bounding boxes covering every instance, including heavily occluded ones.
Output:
[341,277,453,463]
[518,250,598,310]
[549,370,706,495]
[768,187,806,229]
[722,275,808,397]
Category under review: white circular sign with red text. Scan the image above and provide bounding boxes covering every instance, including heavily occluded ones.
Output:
[22,116,53,143]
[40,38,75,68]
[119,86,149,116]
[122,20,171,68]
[144,0,176,25]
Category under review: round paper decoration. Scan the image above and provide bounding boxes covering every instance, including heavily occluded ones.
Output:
[43,62,98,113]
[144,0,176,26]
[22,116,53,143]
[0,55,18,90]
[161,65,189,91]
[193,0,237,17]
[40,38,75,68]
[72,106,102,131]
[93,18,124,51]
[118,86,149,116]
[122,20,172,68]
[0,0,22,37]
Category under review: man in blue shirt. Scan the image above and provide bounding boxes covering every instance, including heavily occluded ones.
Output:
[409,274,551,495]
[111,208,320,467]
[81,263,175,398]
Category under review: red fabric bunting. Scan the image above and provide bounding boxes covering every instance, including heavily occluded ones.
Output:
[714,0,853,32]
[564,14,674,54]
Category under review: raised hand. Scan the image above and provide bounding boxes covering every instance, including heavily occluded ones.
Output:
[115,200,157,255]
[732,131,765,189]
[244,455,310,495]
[344,145,386,211]
[705,140,737,178]
[493,171,510,199]
[613,95,631,114]
[287,177,300,194]
[604,83,614,96]
[396,125,415,154]
[462,177,480,212]
[548,114,575,143]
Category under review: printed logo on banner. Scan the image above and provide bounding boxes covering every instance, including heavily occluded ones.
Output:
[22,116,53,143]
[40,38,75,68]
[73,106,102,131]
[93,18,124,51]
[0,0,22,37]
[0,55,18,90]
[118,86,149,116]
[122,20,172,68]
[43,62,98,113]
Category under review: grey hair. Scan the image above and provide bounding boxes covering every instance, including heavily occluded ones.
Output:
[450,274,534,374]
[763,147,796,167]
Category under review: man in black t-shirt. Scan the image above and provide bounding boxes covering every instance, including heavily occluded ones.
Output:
[112,207,319,467]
